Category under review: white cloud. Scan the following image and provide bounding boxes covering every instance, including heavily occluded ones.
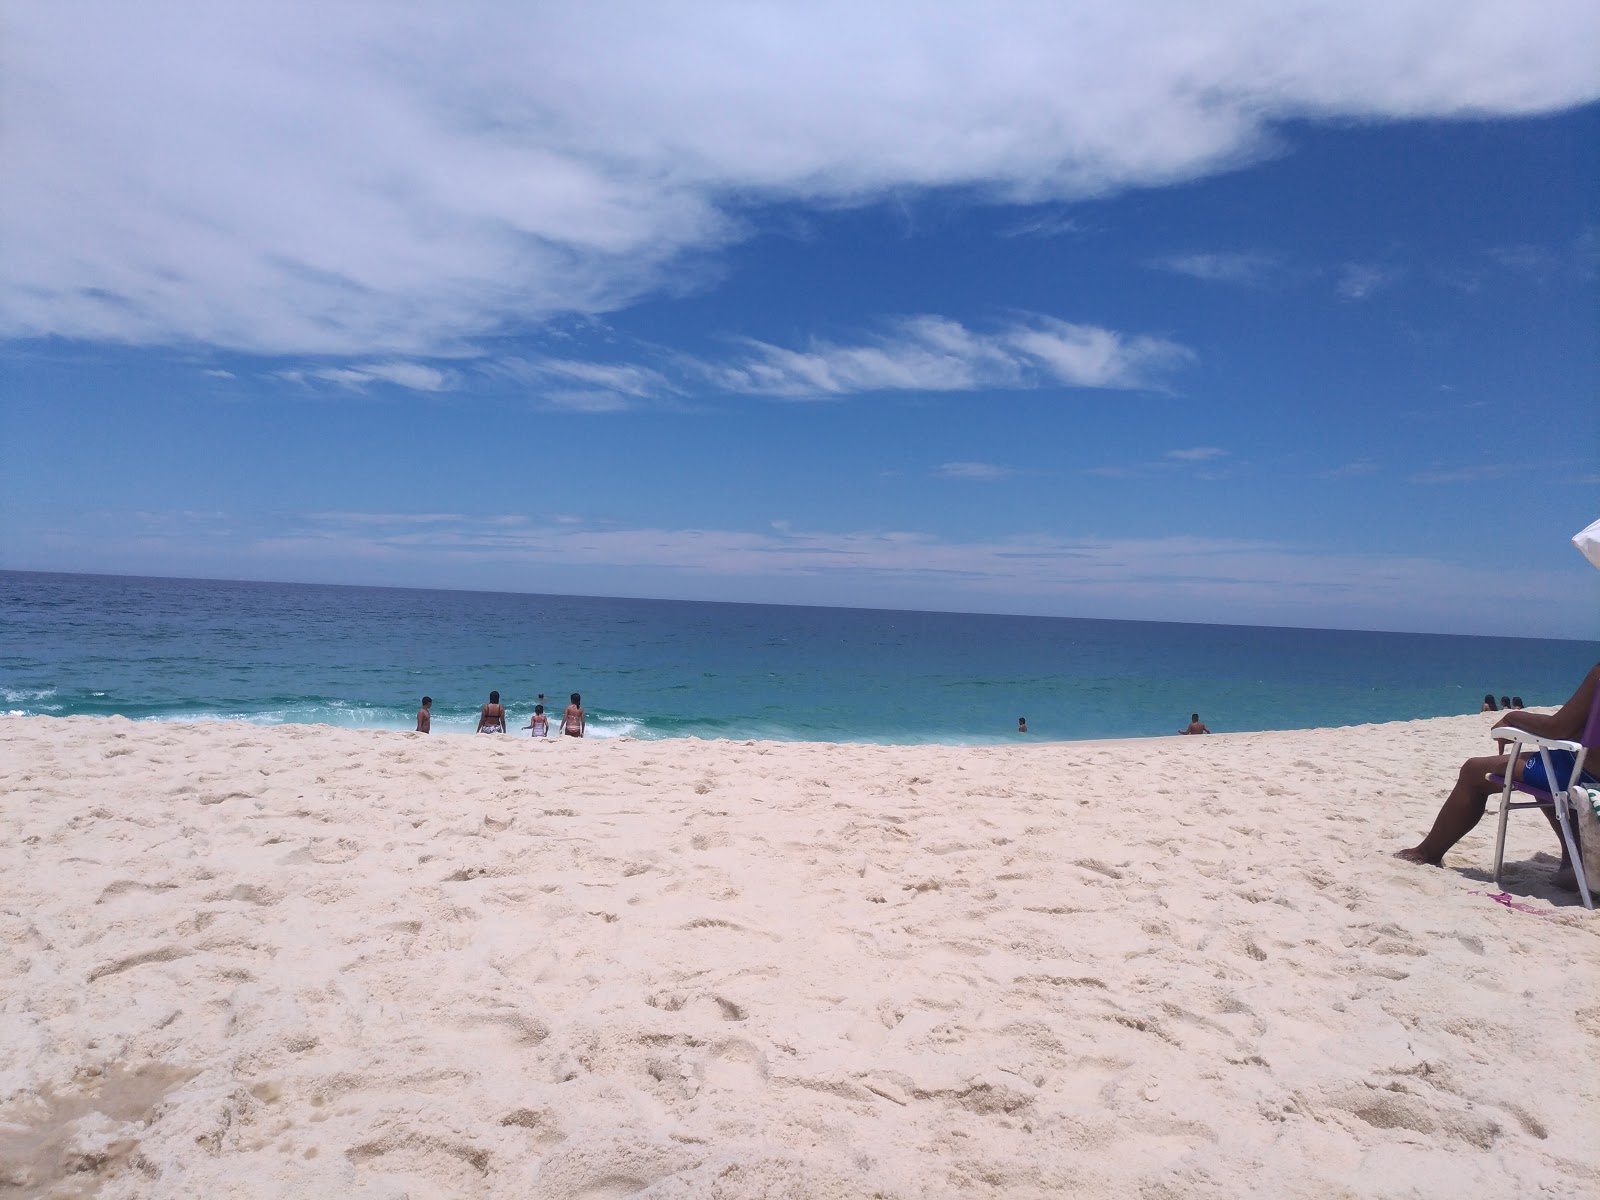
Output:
[1090,447,1233,477]
[493,356,672,399]
[541,390,640,413]
[1408,463,1514,484]
[353,362,453,392]
[1149,252,1278,285]
[999,212,1088,239]
[4,2,1597,356]
[486,354,677,410]
[202,368,236,379]
[1487,229,1600,281]
[280,361,453,392]
[704,315,1191,397]
[937,462,1015,480]
[1336,262,1399,300]
[1316,458,1382,479]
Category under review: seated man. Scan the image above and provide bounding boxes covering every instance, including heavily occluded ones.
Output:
[1181,713,1210,735]
[1395,662,1600,887]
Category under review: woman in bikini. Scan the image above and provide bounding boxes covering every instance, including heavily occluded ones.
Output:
[562,693,585,738]
[477,690,507,734]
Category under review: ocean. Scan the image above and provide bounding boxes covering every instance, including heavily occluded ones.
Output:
[3,571,1595,744]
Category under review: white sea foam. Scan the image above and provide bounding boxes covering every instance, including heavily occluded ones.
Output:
[145,703,416,731]
[586,717,644,739]
[2,686,57,702]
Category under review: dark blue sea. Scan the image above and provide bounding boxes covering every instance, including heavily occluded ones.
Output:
[3,571,1595,744]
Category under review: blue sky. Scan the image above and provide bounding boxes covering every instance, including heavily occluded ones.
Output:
[3,2,1598,638]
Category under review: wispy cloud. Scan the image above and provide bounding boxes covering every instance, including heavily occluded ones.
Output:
[702,315,1193,398]
[309,511,488,526]
[1407,457,1595,485]
[1090,448,1232,478]
[490,355,675,410]
[1317,458,1382,479]
[1487,228,1600,282]
[1336,263,1399,301]
[496,357,670,399]
[542,391,639,413]
[999,211,1087,239]
[202,368,235,379]
[936,461,1015,480]
[1148,252,1278,286]
[1408,463,1514,484]
[5,2,1596,356]
[281,361,454,392]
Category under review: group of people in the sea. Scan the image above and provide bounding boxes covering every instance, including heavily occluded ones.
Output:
[1481,694,1525,712]
[414,691,588,738]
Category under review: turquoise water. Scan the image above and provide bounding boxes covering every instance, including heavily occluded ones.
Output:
[3,570,1595,744]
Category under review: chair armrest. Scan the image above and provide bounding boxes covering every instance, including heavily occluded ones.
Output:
[1492,727,1581,752]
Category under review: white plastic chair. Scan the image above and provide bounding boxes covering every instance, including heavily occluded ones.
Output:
[1489,688,1600,911]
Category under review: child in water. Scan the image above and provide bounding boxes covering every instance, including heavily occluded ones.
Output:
[523,704,549,737]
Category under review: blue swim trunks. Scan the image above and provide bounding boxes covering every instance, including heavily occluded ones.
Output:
[1520,749,1600,792]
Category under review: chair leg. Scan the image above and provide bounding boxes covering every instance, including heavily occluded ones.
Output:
[1492,773,1516,887]
[1558,788,1595,912]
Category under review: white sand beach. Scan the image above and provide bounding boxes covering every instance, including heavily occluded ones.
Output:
[2,712,1597,1199]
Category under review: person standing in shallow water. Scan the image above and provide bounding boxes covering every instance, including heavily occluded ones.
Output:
[416,696,431,733]
[562,693,586,738]
[1017,717,1028,733]
[477,690,507,734]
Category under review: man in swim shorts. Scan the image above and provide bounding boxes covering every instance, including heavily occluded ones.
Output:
[1396,662,1600,888]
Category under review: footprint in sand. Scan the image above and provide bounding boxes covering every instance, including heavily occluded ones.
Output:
[306,837,361,864]
[498,1107,566,1150]
[696,1038,768,1090]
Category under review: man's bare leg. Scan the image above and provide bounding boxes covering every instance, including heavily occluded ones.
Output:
[1395,663,1598,873]
[1394,754,1515,866]
[1396,752,1574,873]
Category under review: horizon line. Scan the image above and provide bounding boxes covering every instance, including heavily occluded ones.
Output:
[6,565,1597,646]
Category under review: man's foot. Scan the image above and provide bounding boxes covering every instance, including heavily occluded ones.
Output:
[1393,847,1441,866]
